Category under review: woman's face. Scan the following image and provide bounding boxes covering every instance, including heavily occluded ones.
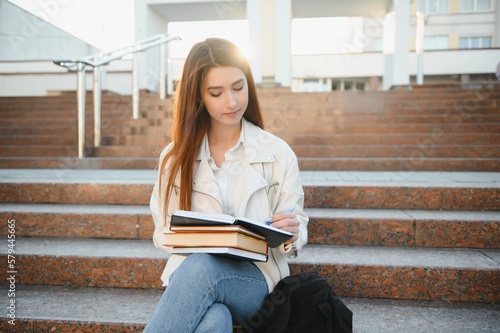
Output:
[201,66,248,129]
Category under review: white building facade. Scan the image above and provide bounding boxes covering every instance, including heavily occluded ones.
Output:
[135,0,500,92]
[1,0,499,96]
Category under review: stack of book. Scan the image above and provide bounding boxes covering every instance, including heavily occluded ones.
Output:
[164,210,293,262]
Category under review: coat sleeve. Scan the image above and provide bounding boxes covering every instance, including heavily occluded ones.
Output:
[150,144,177,252]
[274,141,309,258]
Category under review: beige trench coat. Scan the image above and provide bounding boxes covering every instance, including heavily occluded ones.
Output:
[150,119,308,292]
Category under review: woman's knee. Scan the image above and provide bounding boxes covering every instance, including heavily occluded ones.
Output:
[175,253,221,279]
[194,303,232,333]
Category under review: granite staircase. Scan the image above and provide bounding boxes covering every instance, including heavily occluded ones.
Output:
[0,85,499,332]
[1,85,499,171]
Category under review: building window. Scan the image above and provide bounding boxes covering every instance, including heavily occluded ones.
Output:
[424,36,449,50]
[459,37,492,49]
[418,0,449,13]
[355,82,365,91]
[342,81,365,91]
[460,0,492,12]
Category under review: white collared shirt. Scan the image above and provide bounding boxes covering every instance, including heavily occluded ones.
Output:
[203,123,246,216]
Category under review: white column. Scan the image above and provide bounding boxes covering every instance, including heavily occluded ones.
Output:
[383,0,411,89]
[496,0,500,48]
[382,12,395,90]
[275,0,292,87]
[261,0,276,84]
[134,0,168,92]
[247,0,262,85]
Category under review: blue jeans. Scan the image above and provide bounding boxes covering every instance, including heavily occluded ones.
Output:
[144,253,268,333]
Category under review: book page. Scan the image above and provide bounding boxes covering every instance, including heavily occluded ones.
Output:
[172,210,235,224]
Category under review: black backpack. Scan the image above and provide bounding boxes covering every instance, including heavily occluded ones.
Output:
[235,272,353,333]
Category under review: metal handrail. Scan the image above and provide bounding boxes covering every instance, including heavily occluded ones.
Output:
[54,33,180,158]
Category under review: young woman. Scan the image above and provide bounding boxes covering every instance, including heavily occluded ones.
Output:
[145,38,308,333]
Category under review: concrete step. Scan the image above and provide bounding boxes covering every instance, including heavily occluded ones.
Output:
[0,135,77,146]
[0,125,121,136]
[106,132,500,147]
[0,108,131,119]
[0,170,498,211]
[91,145,164,157]
[0,203,153,240]
[0,156,159,169]
[298,157,500,172]
[292,144,500,158]
[0,145,78,157]
[104,134,169,146]
[306,208,500,248]
[88,144,500,159]
[0,237,498,302]
[288,133,500,145]
[264,114,500,125]
[266,123,500,135]
[0,284,498,333]
[119,109,500,126]
[1,203,498,249]
[0,156,499,171]
[121,121,499,136]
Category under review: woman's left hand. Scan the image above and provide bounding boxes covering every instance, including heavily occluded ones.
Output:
[267,210,300,245]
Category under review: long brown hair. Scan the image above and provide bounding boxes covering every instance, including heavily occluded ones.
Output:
[159,38,264,212]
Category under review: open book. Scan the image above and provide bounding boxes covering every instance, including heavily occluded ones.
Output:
[171,210,292,248]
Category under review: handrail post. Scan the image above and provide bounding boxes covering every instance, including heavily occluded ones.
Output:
[132,51,140,119]
[77,62,86,159]
[54,34,181,157]
[167,41,174,96]
[93,65,102,146]
[159,42,167,100]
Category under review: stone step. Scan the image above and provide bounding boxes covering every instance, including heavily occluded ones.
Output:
[0,145,78,157]
[103,132,500,148]
[0,156,499,171]
[91,145,164,158]
[0,237,498,302]
[0,125,121,136]
[0,108,131,119]
[298,157,500,172]
[288,133,500,145]
[144,105,500,119]
[0,135,77,146]
[123,122,498,136]
[0,118,78,127]
[0,156,159,169]
[104,134,169,146]
[88,144,499,159]
[117,113,500,126]
[261,102,500,114]
[266,114,500,124]
[306,208,500,248]
[292,145,500,158]
[0,170,498,211]
[266,123,500,135]
[0,284,498,333]
[264,99,500,111]
[1,203,498,249]
[0,203,153,240]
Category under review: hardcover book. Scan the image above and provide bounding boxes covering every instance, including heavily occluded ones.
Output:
[164,228,268,255]
[170,210,292,248]
[171,247,268,262]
